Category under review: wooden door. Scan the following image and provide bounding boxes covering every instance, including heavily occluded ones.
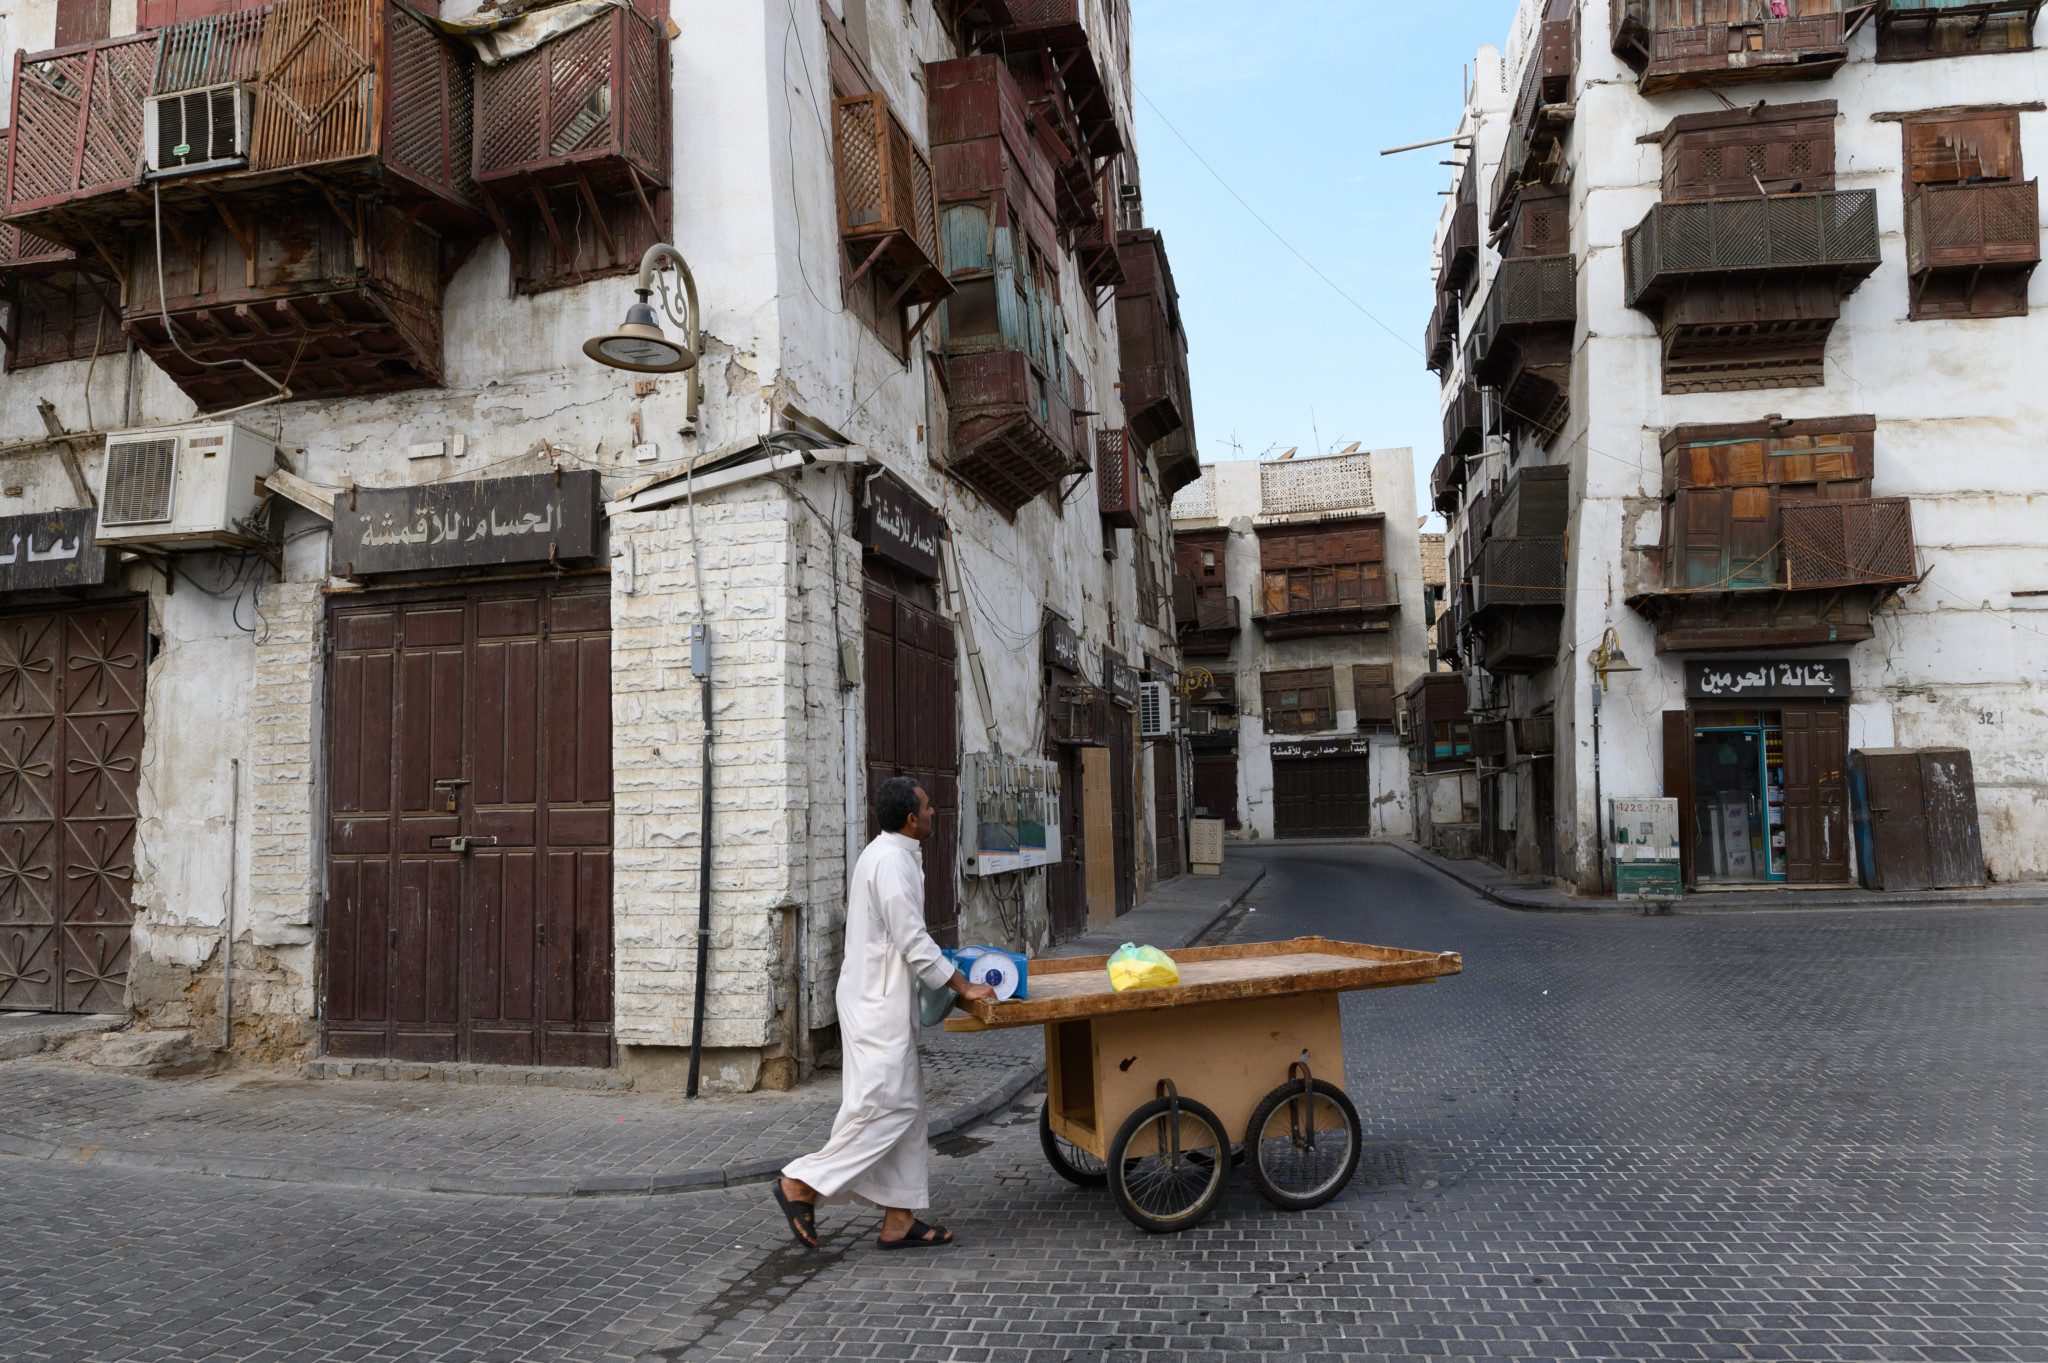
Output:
[1047,743,1086,940]
[1859,749,1930,890]
[1781,703,1849,883]
[0,601,145,1015]
[1082,747,1114,926]
[324,583,614,1066]
[1190,753,1239,829]
[1105,704,1136,914]
[1662,711,1696,887]
[1150,742,1181,883]
[862,581,959,944]
[1920,749,1985,889]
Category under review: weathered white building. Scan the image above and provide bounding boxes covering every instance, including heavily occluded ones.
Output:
[0,0,1199,1089]
[1169,448,1427,842]
[1424,0,2047,892]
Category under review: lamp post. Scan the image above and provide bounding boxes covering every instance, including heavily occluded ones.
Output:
[1587,627,1641,895]
[583,242,705,429]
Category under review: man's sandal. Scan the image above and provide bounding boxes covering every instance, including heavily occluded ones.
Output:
[773,1182,818,1249]
[877,1220,953,1250]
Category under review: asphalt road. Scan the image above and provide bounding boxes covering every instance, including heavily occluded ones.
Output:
[6,843,2046,1362]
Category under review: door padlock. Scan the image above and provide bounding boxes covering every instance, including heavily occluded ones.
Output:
[433,778,471,813]
[430,834,497,854]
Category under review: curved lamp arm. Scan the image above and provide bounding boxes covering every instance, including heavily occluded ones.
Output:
[637,243,703,430]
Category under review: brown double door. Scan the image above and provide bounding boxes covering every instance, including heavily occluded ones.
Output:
[324,582,614,1067]
[863,581,960,945]
[0,600,145,1015]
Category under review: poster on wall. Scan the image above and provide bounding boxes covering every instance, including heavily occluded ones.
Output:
[963,752,1062,876]
[1611,796,1682,899]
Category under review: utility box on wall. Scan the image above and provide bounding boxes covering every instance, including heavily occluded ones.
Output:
[1611,797,1683,898]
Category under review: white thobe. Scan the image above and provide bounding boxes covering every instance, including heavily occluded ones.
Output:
[782,831,954,1210]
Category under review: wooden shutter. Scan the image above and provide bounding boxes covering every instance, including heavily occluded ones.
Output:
[1663,105,1837,202]
[1353,665,1397,727]
[1907,114,2020,186]
[1662,710,1696,887]
[1263,667,1334,734]
[55,0,111,46]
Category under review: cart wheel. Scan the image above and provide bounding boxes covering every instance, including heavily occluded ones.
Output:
[1106,1093,1231,1233]
[1039,1100,1108,1187]
[1244,1078,1362,1212]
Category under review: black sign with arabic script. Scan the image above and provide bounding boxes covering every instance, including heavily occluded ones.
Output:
[1686,658,1851,702]
[1102,648,1141,710]
[1270,736,1375,762]
[856,477,942,581]
[0,508,109,592]
[331,471,601,577]
[1042,616,1082,673]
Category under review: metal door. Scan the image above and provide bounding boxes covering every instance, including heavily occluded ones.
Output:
[862,582,960,945]
[1150,742,1181,883]
[323,582,614,1065]
[1855,748,1930,890]
[0,600,145,1014]
[1273,757,1375,840]
[1920,749,1985,889]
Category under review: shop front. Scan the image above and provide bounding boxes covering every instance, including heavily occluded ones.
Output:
[1663,659,1851,887]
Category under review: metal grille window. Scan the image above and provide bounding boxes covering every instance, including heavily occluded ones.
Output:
[101,439,178,525]
[1259,454,1374,516]
[1262,667,1335,735]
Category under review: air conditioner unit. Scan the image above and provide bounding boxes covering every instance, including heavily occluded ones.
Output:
[1138,680,1172,739]
[95,421,278,546]
[145,85,253,177]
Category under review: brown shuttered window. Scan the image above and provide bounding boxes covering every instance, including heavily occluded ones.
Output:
[1660,102,1838,203]
[1907,113,2021,186]
[1353,665,1396,728]
[1262,667,1335,735]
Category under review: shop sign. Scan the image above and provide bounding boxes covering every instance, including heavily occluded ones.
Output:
[1270,736,1374,761]
[1685,658,1850,702]
[0,509,108,591]
[856,477,942,581]
[331,471,601,577]
[1102,649,1140,709]
[1041,616,1082,673]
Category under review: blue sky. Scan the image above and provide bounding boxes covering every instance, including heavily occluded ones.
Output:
[1128,0,1521,524]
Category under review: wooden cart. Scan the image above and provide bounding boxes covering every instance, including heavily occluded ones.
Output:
[944,937,1463,1232]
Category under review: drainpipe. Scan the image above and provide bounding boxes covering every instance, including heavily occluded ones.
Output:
[1591,681,1606,896]
[223,758,239,1051]
[683,454,714,1098]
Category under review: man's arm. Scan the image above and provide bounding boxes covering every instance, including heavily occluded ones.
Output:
[875,853,958,992]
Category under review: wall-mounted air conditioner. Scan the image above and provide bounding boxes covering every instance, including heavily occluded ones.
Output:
[1138,680,1172,739]
[95,421,279,546]
[145,86,253,177]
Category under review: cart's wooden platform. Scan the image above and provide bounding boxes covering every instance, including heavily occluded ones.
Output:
[943,936,1462,1031]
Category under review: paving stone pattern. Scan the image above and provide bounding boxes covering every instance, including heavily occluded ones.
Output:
[0,1023,1040,1188]
[5,843,2046,1362]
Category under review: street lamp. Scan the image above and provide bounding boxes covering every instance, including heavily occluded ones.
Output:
[584,243,701,374]
[1587,627,1641,896]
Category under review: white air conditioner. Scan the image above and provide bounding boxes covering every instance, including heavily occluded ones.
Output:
[1138,680,1172,739]
[95,421,278,546]
[145,85,252,177]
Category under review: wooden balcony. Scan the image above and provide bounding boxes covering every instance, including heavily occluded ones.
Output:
[1906,179,2039,318]
[945,349,1080,519]
[995,0,1124,238]
[1624,191,1881,308]
[1253,567,1398,641]
[1442,195,1480,294]
[1177,591,1240,658]
[473,2,672,294]
[1490,128,1527,233]
[1444,378,1484,459]
[1425,291,1455,375]
[1610,0,1858,95]
[1114,227,1197,497]
[1431,449,1467,517]
[1472,255,1575,439]
[1876,0,2044,59]
[1511,20,1578,187]
[1630,493,1915,651]
[0,133,74,273]
[3,0,483,245]
[1469,536,1566,677]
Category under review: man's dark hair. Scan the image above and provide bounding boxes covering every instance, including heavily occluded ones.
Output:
[876,777,925,834]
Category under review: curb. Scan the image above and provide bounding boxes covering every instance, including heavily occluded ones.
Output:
[1383,837,2048,916]
[0,868,1264,1200]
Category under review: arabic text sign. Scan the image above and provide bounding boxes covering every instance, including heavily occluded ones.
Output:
[1270,737,1374,761]
[1041,616,1081,673]
[1685,658,1850,702]
[332,471,601,576]
[0,509,108,591]
[856,477,942,581]
[1102,649,1140,709]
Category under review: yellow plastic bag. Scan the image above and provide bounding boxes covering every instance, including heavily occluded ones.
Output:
[1107,943,1180,992]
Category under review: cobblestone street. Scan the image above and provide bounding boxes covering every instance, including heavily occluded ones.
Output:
[8,843,2047,1361]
